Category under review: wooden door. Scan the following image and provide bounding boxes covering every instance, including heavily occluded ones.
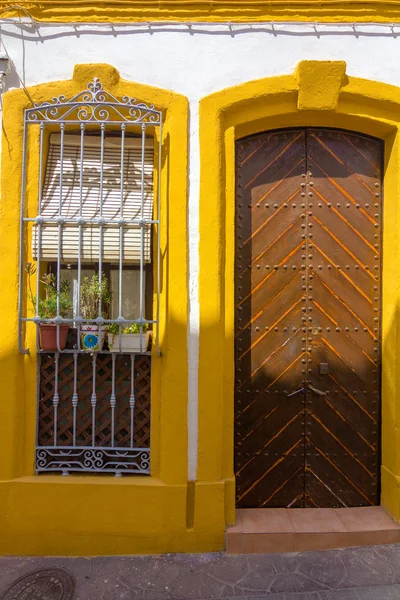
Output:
[234,128,382,508]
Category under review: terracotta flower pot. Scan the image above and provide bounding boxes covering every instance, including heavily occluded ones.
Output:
[39,324,70,351]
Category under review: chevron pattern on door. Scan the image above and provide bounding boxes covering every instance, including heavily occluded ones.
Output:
[235,128,382,508]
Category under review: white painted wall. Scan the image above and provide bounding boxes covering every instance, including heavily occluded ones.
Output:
[3,23,400,97]
[2,21,400,480]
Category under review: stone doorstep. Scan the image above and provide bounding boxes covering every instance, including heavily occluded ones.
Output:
[226,506,400,554]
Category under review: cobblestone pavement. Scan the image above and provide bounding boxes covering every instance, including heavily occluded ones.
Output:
[1,544,400,600]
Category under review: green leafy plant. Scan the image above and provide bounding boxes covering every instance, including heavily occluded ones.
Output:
[107,322,149,334]
[80,273,112,320]
[25,263,72,319]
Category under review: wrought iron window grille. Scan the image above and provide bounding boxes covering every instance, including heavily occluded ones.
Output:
[18,77,162,475]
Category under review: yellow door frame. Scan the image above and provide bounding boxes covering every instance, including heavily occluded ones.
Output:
[199,60,400,525]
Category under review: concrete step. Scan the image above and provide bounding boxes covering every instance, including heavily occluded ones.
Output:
[226,506,400,553]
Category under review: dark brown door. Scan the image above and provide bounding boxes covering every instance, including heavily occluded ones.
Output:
[235,128,381,508]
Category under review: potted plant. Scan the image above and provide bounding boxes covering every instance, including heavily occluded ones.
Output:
[26,263,72,351]
[107,322,151,353]
[80,273,112,351]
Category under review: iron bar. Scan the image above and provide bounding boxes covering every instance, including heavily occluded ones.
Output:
[72,352,78,446]
[34,354,42,473]
[35,122,45,353]
[139,123,146,353]
[118,123,126,353]
[24,217,159,225]
[36,348,151,355]
[26,118,160,126]
[53,352,60,447]
[91,354,97,447]
[111,352,116,447]
[35,122,45,318]
[98,122,105,319]
[19,78,160,474]
[17,121,29,354]
[22,317,155,324]
[55,123,65,354]
[157,121,162,356]
[76,122,85,351]
[130,354,136,448]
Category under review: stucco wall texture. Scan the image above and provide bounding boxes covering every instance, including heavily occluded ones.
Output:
[2,22,400,481]
[1,21,400,554]
[2,22,394,478]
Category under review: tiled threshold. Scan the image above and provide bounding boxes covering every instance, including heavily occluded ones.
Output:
[226,506,400,553]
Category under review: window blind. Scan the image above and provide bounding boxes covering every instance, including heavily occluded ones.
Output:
[33,134,154,263]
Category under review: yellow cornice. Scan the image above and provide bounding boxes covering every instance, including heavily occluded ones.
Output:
[2,1,400,23]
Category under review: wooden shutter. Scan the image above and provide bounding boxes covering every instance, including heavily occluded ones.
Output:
[33,134,154,263]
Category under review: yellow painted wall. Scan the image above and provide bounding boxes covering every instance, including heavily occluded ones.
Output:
[2,59,400,555]
[198,60,400,525]
[2,0,400,23]
[0,63,226,555]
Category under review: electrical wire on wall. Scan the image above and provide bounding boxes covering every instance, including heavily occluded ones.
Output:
[0,3,400,102]
[0,6,36,101]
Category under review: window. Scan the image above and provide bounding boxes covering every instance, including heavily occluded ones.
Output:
[19,78,162,474]
[33,134,153,264]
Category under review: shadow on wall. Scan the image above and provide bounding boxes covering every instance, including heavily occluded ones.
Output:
[0,316,189,485]
[0,121,190,484]
[4,21,400,41]
[2,62,22,94]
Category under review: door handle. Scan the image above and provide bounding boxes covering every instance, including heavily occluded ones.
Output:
[287,384,327,398]
[308,384,327,396]
[287,387,305,398]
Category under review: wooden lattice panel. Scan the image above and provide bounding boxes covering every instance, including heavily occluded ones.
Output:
[38,353,151,449]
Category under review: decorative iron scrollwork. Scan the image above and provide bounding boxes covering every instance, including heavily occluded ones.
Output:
[26,78,161,124]
[36,447,150,474]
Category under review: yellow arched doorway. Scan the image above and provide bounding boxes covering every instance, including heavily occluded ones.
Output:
[198,61,400,526]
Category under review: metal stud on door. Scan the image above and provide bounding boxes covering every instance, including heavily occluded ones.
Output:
[234,128,382,508]
[304,129,381,508]
[235,130,308,508]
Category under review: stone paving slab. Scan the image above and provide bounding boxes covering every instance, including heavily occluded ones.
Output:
[247,590,400,600]
[0,544,400,599]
